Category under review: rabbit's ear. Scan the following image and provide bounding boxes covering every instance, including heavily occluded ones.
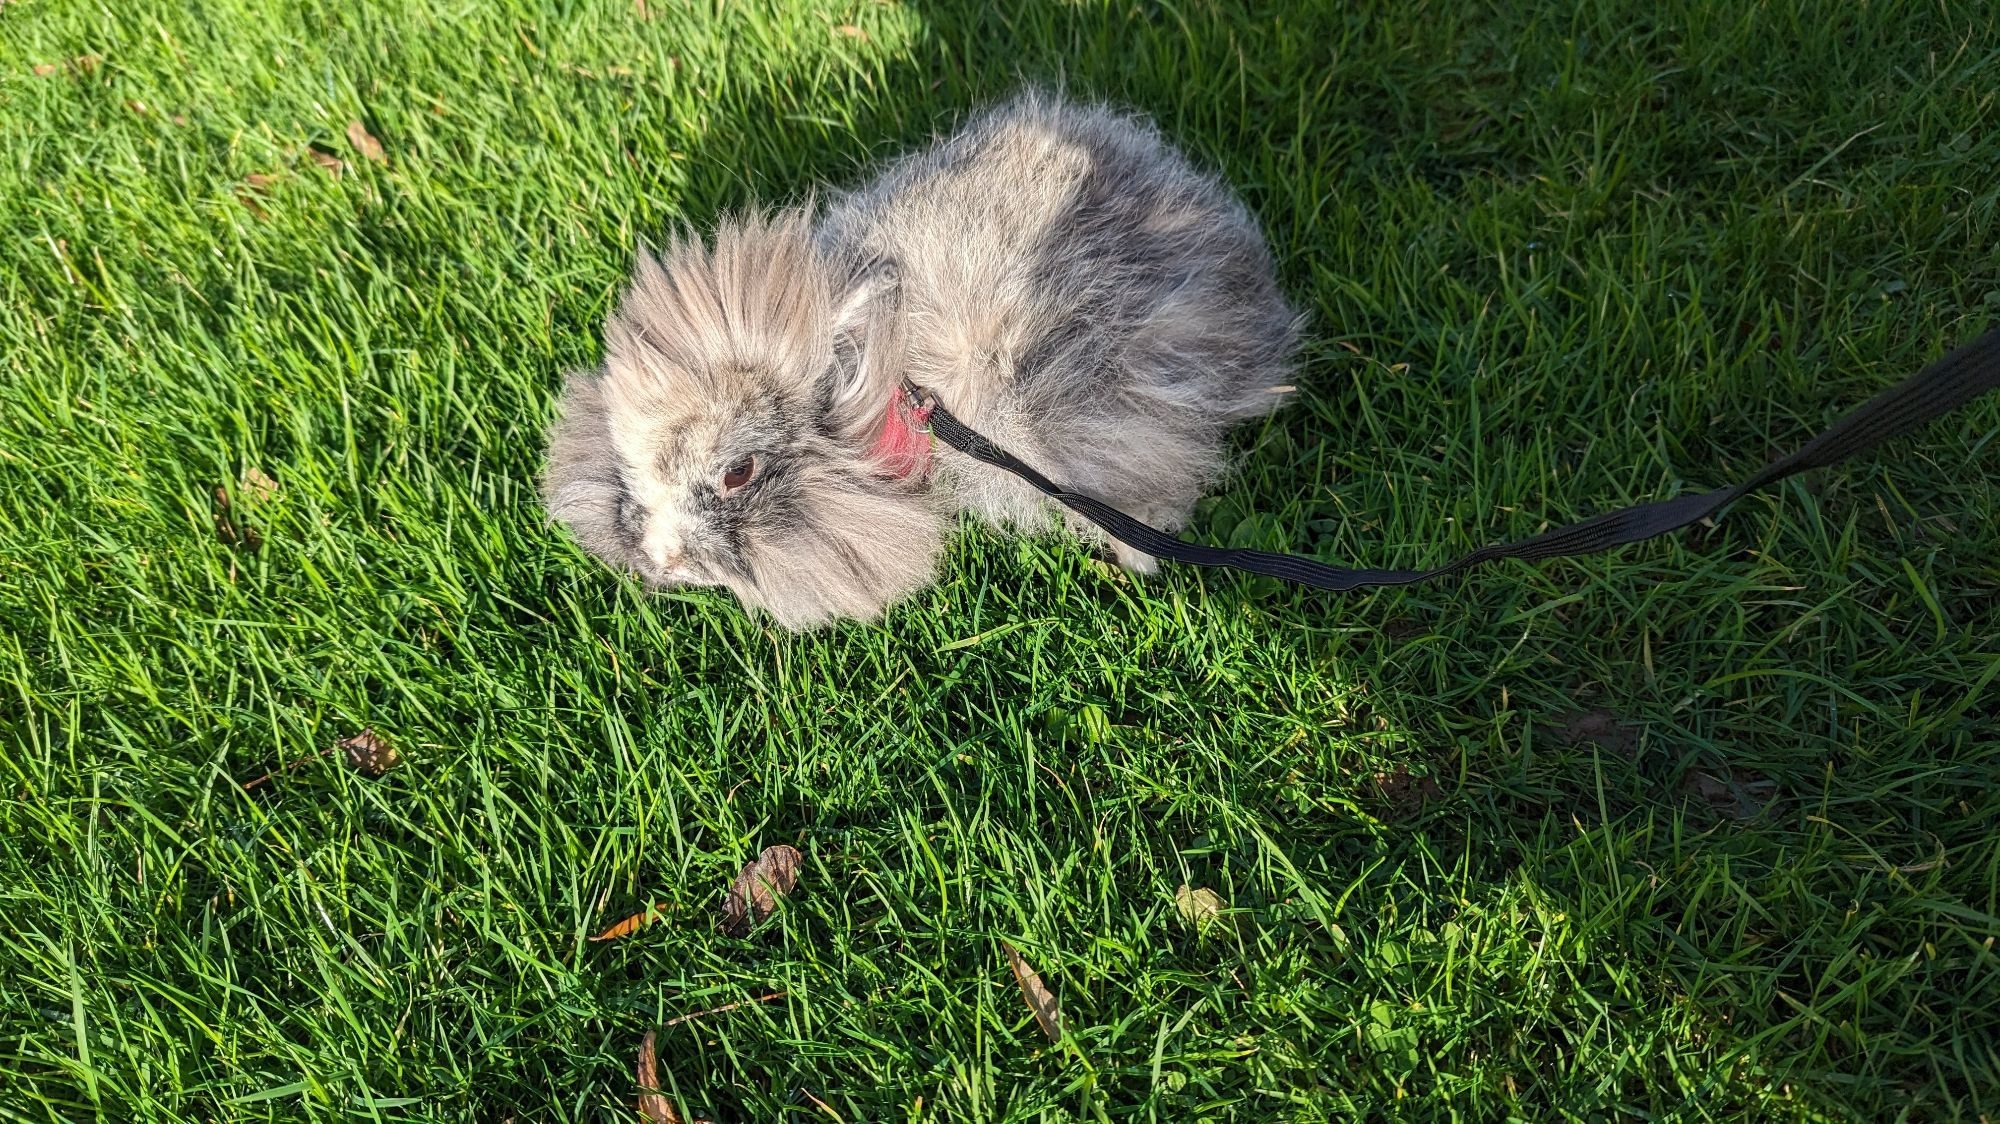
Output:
[825,258,903,433]
[832,258,895,337]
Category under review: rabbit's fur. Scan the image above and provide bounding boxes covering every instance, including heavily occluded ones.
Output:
[542,90,1301,628]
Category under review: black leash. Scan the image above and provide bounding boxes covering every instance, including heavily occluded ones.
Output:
[906,326,2000,592]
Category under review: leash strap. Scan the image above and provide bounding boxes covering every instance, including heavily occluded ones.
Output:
[907,326,2000,592]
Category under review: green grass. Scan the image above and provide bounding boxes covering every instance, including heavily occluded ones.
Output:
[3,0,1998,1118]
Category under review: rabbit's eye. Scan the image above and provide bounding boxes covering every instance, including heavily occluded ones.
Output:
[720,456,757,494]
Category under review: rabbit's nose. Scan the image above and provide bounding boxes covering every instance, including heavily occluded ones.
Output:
[644,521,691,574]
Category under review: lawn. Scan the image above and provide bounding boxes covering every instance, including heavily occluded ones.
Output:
[3,0,1999,1119]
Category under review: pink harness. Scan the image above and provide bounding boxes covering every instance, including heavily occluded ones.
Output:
[866,384,935,481]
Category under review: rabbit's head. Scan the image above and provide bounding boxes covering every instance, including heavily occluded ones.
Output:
[540,210,943,628]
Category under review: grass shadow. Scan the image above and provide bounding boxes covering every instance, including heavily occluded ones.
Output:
[625,2,2000,1118]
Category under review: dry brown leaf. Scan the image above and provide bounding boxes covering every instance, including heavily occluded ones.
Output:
[172,114,188,126]
[589,902,671,942]
[346,119,386,163]
[633,0,649,18]
[308,147,344,178]
[126,99,148,115]
[663,991,785,1027]
[33,63,58,77]
[720,845,801,935]
[636,1029,683,1124]
[70,54,101,74]
[1681,766,1775,822]
[833,23,868,40]
[236,175,278,220]
[1373,765,1442,814]
[1174,884,1224,932]
[338,729,399,776]
[1001,941,1064,1041]
[212,486,262,550]
[241,465,280,503]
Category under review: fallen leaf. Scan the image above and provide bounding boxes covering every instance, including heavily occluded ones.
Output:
[172,114,188,126]
[1545,709,1640,755]
[720,845,801,935]
[33,63,58,76]
[70,54,101,74]
[834,23,868,40]
[212,486,262,550]
[663,991,785,1026]
[1174,884,1224,933]
[636,1029,683,1124]
[589,902,671,941]
[633,0,648,17]
[346,119,386,163]
[338,729,399,776]
[1681,766,1774,821]
[126,99,148,115]
[241,465,280,503]
[307,146,343,178]
[236,175,277,220]
[1372,765,1442,813]
[1002,941,1064,1041]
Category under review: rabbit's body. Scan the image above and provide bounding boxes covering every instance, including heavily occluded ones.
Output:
[817,92,1300,564]
[541,90,1300,627]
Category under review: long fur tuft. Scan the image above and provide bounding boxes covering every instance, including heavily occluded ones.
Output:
[601,209,831,411]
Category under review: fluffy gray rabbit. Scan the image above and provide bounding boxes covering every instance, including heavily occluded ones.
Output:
[540,90,1301,627]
